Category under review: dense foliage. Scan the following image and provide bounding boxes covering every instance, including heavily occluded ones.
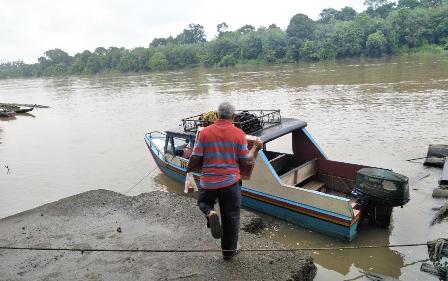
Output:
[1,0,448,79]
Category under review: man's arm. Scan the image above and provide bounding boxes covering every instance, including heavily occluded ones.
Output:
[187,155,203,173]
[239,143,260,170]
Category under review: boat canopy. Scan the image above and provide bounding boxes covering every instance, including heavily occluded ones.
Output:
[252,118,307,143]
[165,117,307,143]
[165,128,196,139]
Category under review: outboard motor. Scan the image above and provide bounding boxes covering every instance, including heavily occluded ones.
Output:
[352,168,410,228]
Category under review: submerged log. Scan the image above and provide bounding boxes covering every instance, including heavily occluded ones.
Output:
[420,263,441,277]
[441,160,448,185]
[427,144,448,158]
[0,102,50,109]
[431,202,448,225]
[424,157,446,168]
[433,189,448,198]
[424,144,448,167]
[364,272,400,281]
[427,238,448,258]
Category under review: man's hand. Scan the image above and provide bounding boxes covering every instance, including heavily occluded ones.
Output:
[187,155,203,173]
[254,137,263,148]
[240,137,263,171]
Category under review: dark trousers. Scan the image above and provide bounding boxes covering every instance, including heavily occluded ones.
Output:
[197,182,241,256]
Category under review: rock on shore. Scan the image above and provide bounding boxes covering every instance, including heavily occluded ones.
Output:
[0,189,316,280]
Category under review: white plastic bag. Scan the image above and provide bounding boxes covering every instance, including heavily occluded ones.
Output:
[184,172,198,193]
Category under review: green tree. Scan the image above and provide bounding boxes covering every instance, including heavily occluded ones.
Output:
[262,28,287,63]
[241,33,263,59]
[420,0,446,7]
[335,7,358,21]
[237,24,255,34]
[219,54,238,67]
[70,50,92,74]
[150,37,174,48]
[398,0,421,8]
[431,3,448,43]
[366,2,396,18]
[217,22,228,36]
[148,51,169,70]
[43,48,71,66]
[320,8,338,23]
[366,31,388,56]
[364,0,390,9]
[387,8,431,47]
[175,24,207,44]
[166,44,201,67]
[286,14,316,61]
[286,13,316,40]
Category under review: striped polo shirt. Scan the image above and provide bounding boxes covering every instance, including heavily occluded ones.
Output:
[192,119,249,189]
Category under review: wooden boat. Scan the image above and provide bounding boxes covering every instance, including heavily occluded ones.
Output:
[0,104,34,114]
[0,110,16,117]
[14,106,34,113]
[144,110,409,241]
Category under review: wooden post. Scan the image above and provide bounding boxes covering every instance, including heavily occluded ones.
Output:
[424,144,448,167]
[440,158,448,185]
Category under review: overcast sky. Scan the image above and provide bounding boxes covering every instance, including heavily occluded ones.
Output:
[0,0,366,63]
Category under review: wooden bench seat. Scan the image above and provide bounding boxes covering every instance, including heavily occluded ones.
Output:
[281,159,316,186]
[301,180,325,192]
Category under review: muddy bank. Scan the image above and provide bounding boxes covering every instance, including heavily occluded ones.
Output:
[0,189,316,280]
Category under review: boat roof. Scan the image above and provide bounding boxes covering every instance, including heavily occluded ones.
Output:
[165,118,307,142]
[253,118,307,142]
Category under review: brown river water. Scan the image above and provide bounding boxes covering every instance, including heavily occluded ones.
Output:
[1,55,447,280]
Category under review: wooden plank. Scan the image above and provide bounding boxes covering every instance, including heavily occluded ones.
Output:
[296,160,315,184]
[281,160,315,186]
[282,169,297,186]
[432,188,448,198]
[440,158,448,185]
[269,154,286,163]
[302,180,325,191]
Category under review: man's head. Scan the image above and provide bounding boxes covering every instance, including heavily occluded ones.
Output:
[217,102,235,120]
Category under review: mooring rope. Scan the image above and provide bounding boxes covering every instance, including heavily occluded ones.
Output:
[124,166,159,195]
[0,242,438,254]
[406,156,429,162]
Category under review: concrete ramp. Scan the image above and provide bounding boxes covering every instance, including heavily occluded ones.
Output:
[0,190,316,281]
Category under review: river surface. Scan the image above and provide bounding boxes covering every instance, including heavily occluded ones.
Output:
[1,55,447,280]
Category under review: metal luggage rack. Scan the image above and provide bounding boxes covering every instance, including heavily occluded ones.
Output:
[182,109,281,135]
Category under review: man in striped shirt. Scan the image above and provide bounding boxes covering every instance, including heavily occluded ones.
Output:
[187,102,261,261]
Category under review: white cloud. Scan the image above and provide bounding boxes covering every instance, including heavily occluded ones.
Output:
[0,0,365,63]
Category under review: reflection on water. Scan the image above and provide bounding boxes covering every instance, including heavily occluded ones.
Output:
[261,215,404,278]
[0,54,447,280]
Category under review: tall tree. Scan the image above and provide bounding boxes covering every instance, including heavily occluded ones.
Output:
[175,24,207,44]
[286,13,315,40]
[320,8,338,23]
[335,7,358,21]
[237,24,255,34]
[364,0,390,9]
[397,0,421,8]
[43,49,71,65]
[217,22,228,35]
